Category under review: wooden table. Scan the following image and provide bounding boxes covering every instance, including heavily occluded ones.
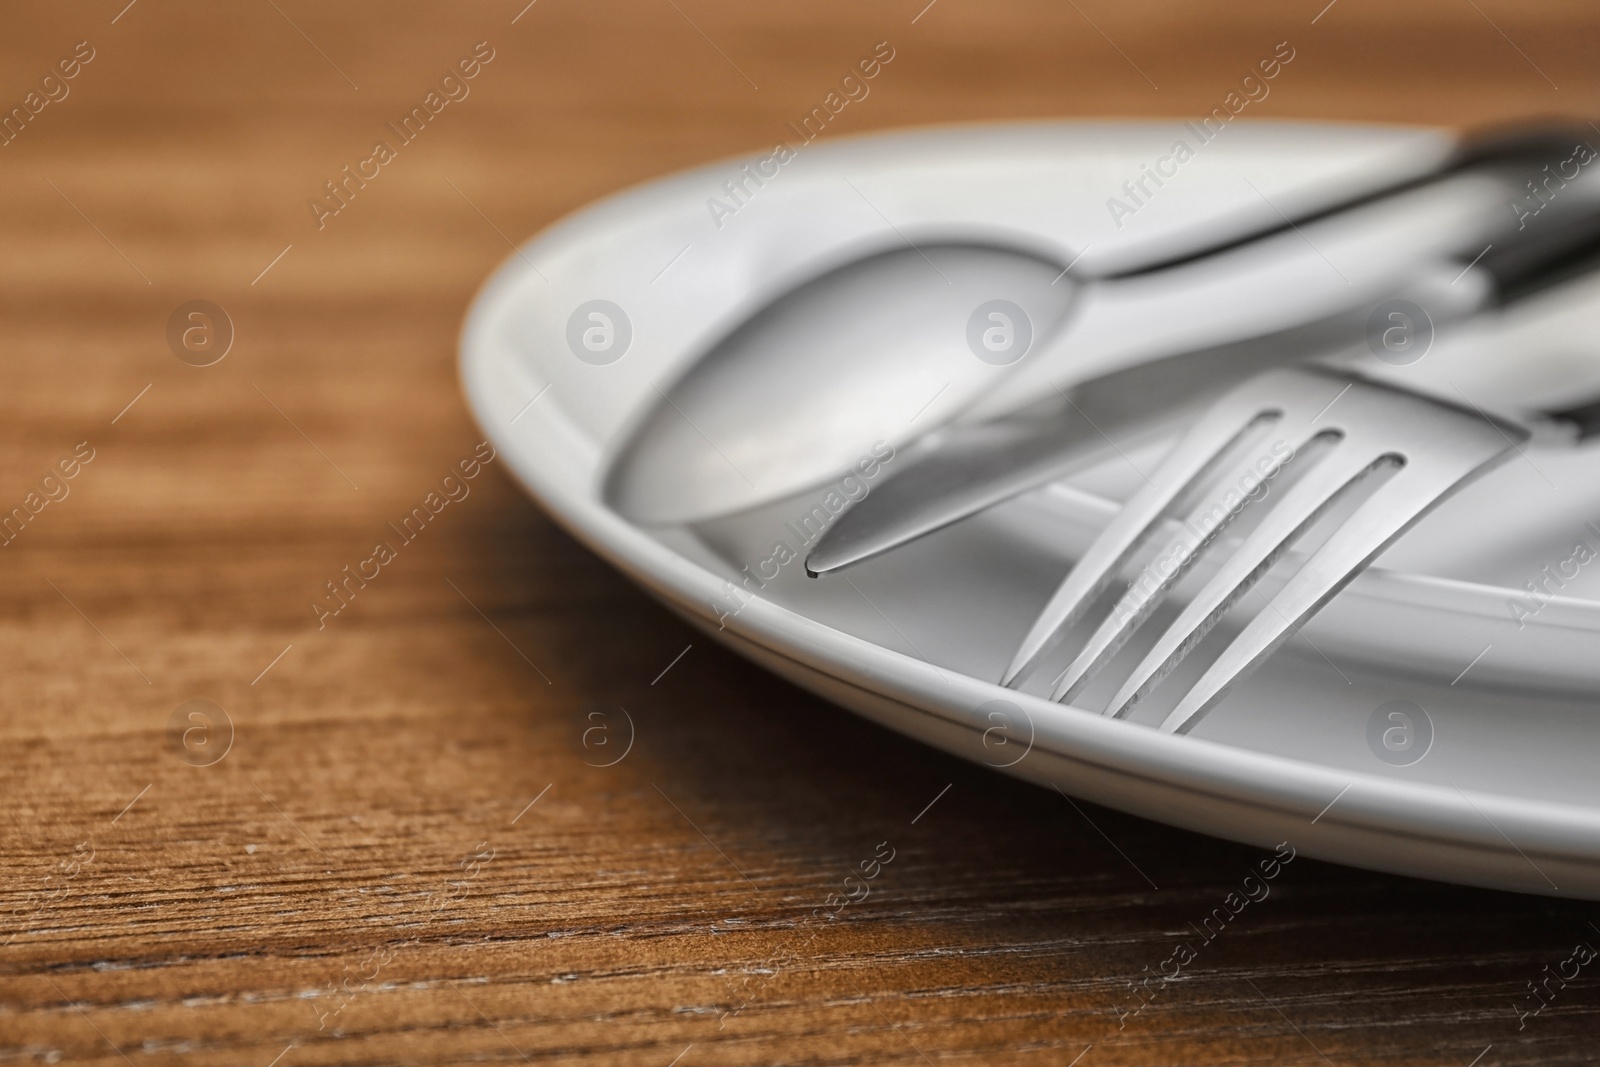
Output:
[3,1,1598,1063]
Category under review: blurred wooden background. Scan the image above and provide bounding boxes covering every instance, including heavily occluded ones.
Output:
[1,1,1598,1063]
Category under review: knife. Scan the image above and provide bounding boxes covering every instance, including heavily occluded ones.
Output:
[806,183,1600,577]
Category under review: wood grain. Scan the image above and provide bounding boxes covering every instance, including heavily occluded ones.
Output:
[2,1,1599,1063]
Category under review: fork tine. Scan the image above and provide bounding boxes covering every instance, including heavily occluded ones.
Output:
[1000,387,1286,687]
[1100,442,1384,716]
[1049,433,1311,704]
[1159,446,1517,735]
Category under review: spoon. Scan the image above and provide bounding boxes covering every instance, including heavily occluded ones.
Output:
[602,127,1588,526]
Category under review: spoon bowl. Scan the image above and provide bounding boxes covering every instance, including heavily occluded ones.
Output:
[603,241,1077,525]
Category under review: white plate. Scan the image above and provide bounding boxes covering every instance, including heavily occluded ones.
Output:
[461,120,1600,898]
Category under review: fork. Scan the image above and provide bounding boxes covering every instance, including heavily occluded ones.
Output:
[999,366,1527,734]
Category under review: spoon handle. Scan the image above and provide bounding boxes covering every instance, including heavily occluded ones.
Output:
[1099,121,1594,282]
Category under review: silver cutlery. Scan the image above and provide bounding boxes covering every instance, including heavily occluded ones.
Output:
[606,125,1589,527]
[806,181,1600,576]
[1001,366,1528,732]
